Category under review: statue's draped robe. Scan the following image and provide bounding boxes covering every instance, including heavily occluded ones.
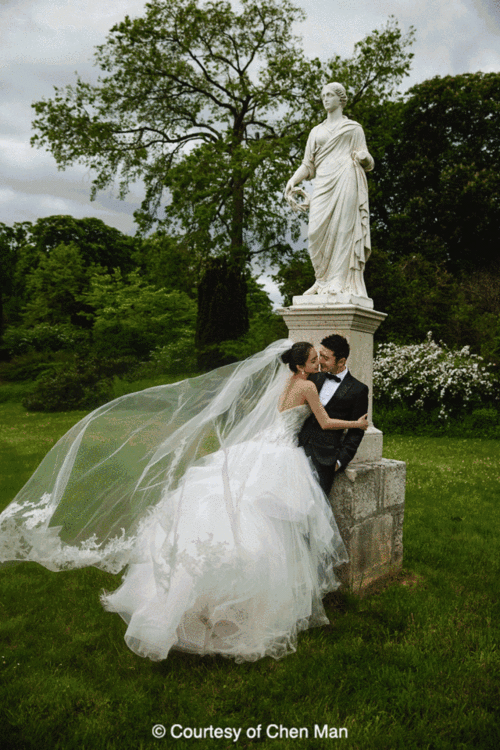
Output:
[302,118,374,297]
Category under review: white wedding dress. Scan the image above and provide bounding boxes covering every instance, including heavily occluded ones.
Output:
[101,404,348,662]
[0,341,349,664]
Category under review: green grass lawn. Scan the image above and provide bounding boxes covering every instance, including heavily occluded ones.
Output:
[1,402,499,750]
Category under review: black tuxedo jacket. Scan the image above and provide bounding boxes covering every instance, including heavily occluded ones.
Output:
[298,371,369,470]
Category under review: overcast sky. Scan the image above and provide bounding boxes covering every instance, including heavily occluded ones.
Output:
[1,0,499,300]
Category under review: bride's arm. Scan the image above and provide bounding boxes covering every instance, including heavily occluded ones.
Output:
[303,383,368,430]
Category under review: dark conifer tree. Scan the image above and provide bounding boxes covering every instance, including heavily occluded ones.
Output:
[196,258,248,369]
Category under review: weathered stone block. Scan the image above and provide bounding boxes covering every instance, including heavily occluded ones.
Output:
[382,459,407,509]
[329,458,406,591]
[344,462,380,522]
[349,514,393,585]
[393,511,405,566]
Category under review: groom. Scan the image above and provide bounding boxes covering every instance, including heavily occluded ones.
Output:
[298,334,369,496]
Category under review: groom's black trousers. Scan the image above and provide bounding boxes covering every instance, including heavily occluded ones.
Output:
[303,446,338,497]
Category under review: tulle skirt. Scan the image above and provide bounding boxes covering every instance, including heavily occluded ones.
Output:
[101,438,348,662]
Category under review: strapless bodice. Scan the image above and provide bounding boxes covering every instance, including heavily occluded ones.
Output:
[259,404,311,447]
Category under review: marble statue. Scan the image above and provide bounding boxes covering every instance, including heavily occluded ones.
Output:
[285,83,374,302]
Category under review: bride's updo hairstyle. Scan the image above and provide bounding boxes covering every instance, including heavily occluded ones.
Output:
[281,342,313,373]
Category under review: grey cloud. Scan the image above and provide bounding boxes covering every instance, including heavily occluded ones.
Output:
[1,0,499,235]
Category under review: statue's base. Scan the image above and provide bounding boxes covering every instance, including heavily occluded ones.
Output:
[331,459,406,591]
[293,292,374,309]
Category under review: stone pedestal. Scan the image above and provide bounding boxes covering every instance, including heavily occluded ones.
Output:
[278,301,406,591]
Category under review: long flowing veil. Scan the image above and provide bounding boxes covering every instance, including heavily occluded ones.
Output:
[0,339,293,573]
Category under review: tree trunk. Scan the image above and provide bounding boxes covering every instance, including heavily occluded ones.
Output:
[195,257,248,370]
[195,175,250,370]
[230,178,246,266]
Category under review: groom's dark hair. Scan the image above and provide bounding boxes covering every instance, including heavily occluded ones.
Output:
[321,334,349,361]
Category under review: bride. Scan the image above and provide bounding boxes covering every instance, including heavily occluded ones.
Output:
[0,340,367,663]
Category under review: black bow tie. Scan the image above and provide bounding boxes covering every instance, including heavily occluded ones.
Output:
[324,373,341,382]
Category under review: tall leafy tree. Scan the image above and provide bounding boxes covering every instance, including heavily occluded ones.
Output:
[132,232,198,298]
[376,72,500,273]
[24,215,137,272]
[31,0,414,342]
[8,215,138,329]
[22,243,99,328]
[31,0,308,263]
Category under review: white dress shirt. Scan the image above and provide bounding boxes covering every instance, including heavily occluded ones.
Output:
[319,367,349,405]
[318,368,349,470]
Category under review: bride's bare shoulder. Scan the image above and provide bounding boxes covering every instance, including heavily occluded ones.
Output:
[300,380,316,392]
[278,377,314,412]
[287,379,315,394]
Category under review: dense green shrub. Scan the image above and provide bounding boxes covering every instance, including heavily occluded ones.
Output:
[85,269,197,359]
[2,323,90,357]
[0,350,75,382]
[118,335,198,381]
[22,356,138,412]
[465,407,499,430]
[92,321,154,359]
[142,334,197,376]
[0,382,33,404]
[374,404,500,438]
[22,371,112,412]
[21,243,98,327]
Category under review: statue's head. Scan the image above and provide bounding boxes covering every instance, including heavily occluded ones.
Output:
[321,82,347,109]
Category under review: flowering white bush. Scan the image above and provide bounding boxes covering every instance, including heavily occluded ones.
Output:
[373,333,499,419]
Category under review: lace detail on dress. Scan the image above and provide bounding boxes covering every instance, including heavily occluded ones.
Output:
[0,492,136,573]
